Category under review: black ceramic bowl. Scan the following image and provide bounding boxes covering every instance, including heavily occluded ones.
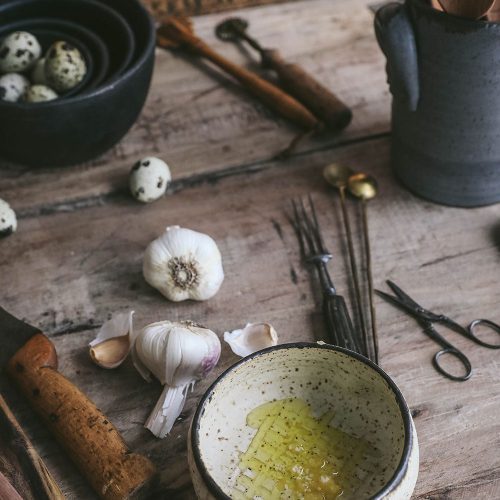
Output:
[0,17,111,92]
[0,0,154,166]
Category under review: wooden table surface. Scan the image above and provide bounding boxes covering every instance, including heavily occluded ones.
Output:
[1,0,499,498]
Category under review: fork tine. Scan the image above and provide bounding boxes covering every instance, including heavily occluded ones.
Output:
[291,199,307,258]
[307,194,329,255]
[299,197,321,255]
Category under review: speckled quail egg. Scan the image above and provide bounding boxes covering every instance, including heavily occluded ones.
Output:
[0,31,41,73]
[0,198,17,238]
[44,41,86,92]
[0,73,29,102]
[129,157,172,203]
[23,84,58,103]
[30,57,46,85]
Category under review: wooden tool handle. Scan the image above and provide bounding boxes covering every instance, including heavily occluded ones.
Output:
[260,48,352,131]
[0,393,64,500]
[157,24,319,130]
[6,334,157,500]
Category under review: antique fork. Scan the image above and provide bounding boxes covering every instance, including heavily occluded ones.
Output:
[291,196,362,353]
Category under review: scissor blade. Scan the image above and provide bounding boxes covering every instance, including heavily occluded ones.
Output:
[386,281,428,311]
[375,289,423,318]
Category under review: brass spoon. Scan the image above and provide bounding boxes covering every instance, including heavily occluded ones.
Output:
[323,163,368,357]
[438,0,494,19]
[347,172,379,364]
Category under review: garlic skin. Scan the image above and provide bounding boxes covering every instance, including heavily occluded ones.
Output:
[224,323,278,357]
[89,311,134,369]
[133,320,221,438]
[143,226,224,302]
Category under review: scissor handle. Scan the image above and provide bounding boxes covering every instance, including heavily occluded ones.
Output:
[468,319,500,349]
[433,348,472,382]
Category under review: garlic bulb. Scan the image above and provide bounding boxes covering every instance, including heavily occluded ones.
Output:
[89,311,134,369]
[133,320,221,438]
[224,323,278,357]
[143,226,224,302]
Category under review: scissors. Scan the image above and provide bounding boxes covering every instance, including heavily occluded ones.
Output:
[376,281,500,381]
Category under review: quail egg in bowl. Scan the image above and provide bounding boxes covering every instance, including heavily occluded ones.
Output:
[189,343,419,499]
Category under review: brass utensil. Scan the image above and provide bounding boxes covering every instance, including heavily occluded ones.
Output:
[157,16,319,130]
[348,172,379,364]
[323,164,368,356]
[437,0,494,19]
[215,17,352,132]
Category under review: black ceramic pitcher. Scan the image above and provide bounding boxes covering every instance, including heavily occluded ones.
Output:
[375,0,500,207]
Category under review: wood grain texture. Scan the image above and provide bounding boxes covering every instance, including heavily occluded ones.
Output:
[0,0,499,499]
[143,0,294,17]
[0,394,64,500]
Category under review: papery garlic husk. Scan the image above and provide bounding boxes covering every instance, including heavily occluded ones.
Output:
[143,226,224,302]
[89,311,134,369]
[132,320,221,438]
[224,323,278,357]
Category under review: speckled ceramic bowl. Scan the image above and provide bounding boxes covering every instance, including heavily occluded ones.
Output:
[189,343,419,499]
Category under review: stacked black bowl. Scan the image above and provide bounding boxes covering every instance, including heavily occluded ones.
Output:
[0,0,155,166]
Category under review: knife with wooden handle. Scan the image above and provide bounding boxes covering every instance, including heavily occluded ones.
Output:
[0,307,157,500]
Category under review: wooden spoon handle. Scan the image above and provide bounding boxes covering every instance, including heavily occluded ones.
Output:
[6,334,157,500]
[158,31,319,130]
[260,48,352,131]
[0,393,64,500]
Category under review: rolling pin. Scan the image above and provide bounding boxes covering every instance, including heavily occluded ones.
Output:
[157,16,320,130]
[216,18,353,132]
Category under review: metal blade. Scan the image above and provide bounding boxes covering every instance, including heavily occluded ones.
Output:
[0,307,41,369]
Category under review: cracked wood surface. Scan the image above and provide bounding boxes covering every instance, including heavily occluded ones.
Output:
[0,0,499,499]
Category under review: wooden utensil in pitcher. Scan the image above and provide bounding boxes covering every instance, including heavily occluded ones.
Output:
[157,16,319,131]
[437,0,494,19]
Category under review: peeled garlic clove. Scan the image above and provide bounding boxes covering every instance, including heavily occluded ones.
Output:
[89,311,134,369]
[224,323,278,357]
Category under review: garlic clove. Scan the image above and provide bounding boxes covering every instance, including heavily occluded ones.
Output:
[89,311,134,369]
[224,323,278,357]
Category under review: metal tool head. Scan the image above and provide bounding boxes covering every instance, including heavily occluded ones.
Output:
[0,307,40,369]
[215,17,249,42]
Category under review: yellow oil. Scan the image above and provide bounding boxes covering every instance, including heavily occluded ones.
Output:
[232,398,375,500]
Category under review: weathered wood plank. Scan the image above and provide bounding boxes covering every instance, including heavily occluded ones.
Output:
[1,136,499,498]
[0,0,389,213]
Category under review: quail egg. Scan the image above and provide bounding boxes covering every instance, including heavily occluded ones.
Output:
[0,31,41,73]
[0,198,17,238]
[129,157,172,203]
[45,41,86,92]
[0,73,29,102]
[24,84,58,103]
[30,57,46,85]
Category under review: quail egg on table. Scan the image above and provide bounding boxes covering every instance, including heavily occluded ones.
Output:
[0,199,17,238]
[24,84,58,103]
[30,57,46,85]
[0,31,41,73]
[129,157,172,203]
[0,73,29,102]
[45,41,86,92]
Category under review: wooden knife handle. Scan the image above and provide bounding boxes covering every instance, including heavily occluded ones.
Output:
[260,48,352,132]
[0,393,64,500]
[6,334,157,500]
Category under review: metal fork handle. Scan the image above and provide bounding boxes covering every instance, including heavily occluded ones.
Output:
[311,260,337,296]
[323,293,361,353]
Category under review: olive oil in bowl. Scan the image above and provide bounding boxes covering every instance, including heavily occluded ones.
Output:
[232,398,379,499]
